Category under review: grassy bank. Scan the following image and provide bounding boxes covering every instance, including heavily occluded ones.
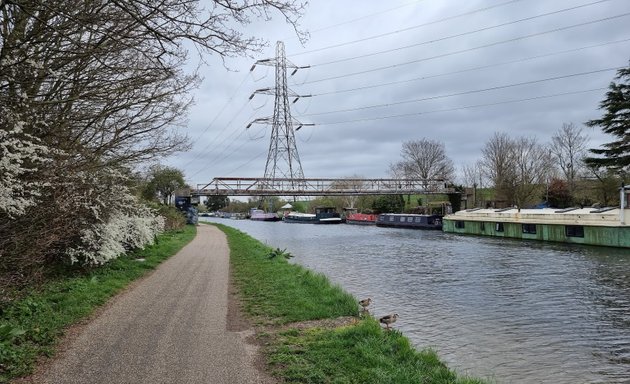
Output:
[220,224,485,384]
[0,225,196,382]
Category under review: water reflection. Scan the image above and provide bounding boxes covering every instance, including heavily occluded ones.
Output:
[204,218,630,383]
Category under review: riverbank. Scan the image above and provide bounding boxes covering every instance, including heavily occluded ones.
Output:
[219,223,486,383]
[0,225,196,382]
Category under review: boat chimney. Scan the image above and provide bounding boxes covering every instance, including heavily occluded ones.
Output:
[621,183,629,225]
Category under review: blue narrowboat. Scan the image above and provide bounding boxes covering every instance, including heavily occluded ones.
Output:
[376,213,443,230]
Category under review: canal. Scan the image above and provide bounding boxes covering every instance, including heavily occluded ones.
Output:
[202,218,630,383]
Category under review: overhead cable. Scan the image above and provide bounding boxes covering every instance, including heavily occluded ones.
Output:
[303,38,630,97]
[301,67,622,117]
[289,0,524,57]
[315,88,607,126]
[302,12,630,84]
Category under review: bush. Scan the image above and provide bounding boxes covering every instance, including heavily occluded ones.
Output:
[155,205,186,231]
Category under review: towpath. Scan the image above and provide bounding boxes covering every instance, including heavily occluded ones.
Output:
[26,225,272,384]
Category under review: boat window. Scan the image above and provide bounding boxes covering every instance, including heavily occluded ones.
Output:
[408,217,414,222]
[389,216,395,222]
[495,222,504,232]
[522,224,537,234]
[415,217,422,223]
[566,225,584,238]
[455,221,465,229]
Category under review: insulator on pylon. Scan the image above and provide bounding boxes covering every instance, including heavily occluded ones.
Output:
[246,41,309,192]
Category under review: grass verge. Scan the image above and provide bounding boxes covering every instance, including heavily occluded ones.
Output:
[0,225,196,382]
[219,223,486,384]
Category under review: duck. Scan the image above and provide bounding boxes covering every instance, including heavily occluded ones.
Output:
[379,313,398,330]
[359,298,372,310]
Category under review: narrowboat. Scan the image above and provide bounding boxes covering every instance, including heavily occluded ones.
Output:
[442,187,630,248]
[346,212,377,225]
[376,213,443,230]
[284,207,343,224]
[249,208,281,222]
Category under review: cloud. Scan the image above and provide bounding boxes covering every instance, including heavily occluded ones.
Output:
[166,0,630,188]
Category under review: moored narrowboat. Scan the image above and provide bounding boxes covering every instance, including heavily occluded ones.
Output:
[376,213,443,230]
[284,207,343,224]
[249,208,281,222]
[443,185,630,248]
[345,212,377,225]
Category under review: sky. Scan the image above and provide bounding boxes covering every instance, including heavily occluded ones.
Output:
[165,0,630,188]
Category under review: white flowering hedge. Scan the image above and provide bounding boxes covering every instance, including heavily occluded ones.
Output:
[0,121,50,218]
[66,205,165,265]
[0,155,167,273]
[57,168,166,265]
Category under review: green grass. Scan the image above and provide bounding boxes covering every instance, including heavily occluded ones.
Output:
[218,224,488,384]
[270,320,485,384]
[0,225,196,382]
[221,224,357,324]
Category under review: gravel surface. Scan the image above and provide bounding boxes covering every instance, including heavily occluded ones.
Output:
[33,225,272,384]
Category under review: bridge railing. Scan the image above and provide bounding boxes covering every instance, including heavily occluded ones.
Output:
[194,177,454,196]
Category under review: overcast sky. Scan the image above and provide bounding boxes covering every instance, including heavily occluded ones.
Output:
[165,0,630,188]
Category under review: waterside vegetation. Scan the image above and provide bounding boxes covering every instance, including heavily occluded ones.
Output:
[0,226,196,382]
[221,223,486,383]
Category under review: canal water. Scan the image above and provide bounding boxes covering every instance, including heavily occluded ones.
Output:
[202,218,630,383]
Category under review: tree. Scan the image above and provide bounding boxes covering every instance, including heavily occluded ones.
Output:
[480,132,517,205]
[511,136,553,209]
[372,195,405,214]
[461,161,485,189]
[143,166,186,205]
[550,122,589,193]
[583,166,622,206]
[585,64,630,174]
[330,176,366,209]
[205,195,229,211]
[0,0,306,284]
[480,133,553,208]
[391,139,455,186]
[546,178,572,208]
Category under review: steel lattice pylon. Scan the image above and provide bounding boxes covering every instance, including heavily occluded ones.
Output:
[248,41,312,190]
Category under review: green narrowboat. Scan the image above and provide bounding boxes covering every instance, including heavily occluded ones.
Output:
[442,186,630,248]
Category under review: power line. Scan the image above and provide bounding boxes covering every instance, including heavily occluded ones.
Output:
[303,38,630,97]
[311,0,614,67]
[290,0,429,38]
[300,67,621,117]
[223,150,268,176]
[302,12,630,85]
[186,109,255,178]
[181,75,251,169]
[315,87,607,126]
[289,0,523,57]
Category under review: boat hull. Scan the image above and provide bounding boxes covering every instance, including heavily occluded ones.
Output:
[442,208,630,248]
[376,214,443,230]
[345,213,377,225]
[251,216,281,222]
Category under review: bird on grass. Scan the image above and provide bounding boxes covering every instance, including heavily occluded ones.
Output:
[359,298,372,312]
[379,313,399,330]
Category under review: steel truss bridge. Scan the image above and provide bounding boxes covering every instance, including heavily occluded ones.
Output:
[194,177,454,197]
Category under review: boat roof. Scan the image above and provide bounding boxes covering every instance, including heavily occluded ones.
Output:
[379,213,440,217]
[445,207,629,227]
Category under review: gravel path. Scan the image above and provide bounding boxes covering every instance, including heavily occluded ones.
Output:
[34,225,271,384]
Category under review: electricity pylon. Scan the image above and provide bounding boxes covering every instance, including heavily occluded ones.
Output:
[248,41,312,191]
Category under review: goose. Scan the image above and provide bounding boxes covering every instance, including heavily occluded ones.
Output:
[379,313,398,330]
[359,298,372,310]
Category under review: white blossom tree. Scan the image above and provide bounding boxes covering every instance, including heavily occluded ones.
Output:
[0,0,305,282]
